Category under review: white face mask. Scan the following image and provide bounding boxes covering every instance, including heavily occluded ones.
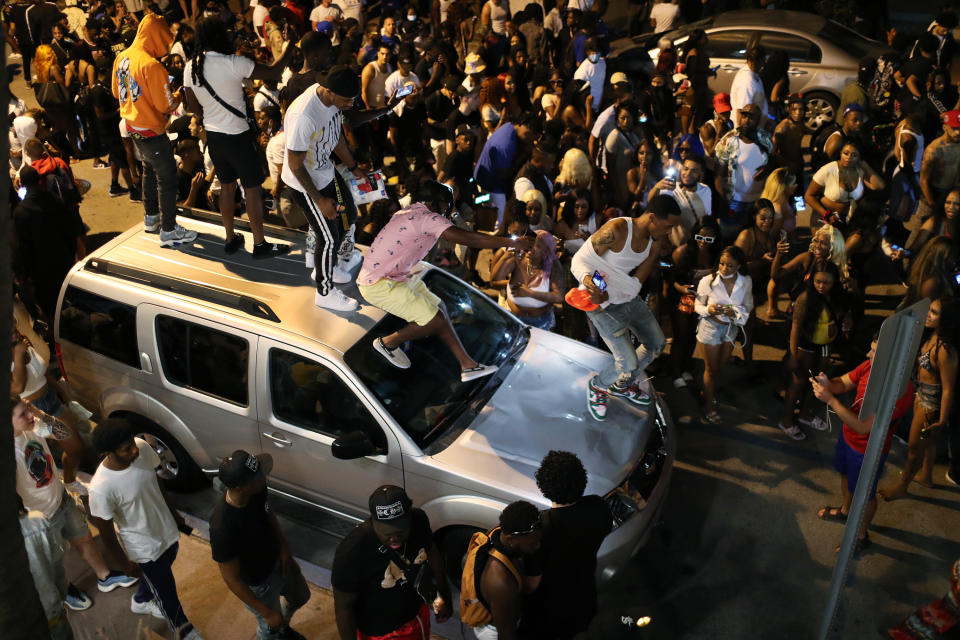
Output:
[407,14,417,21]
[588,53,600,63]
[720,271,737,280]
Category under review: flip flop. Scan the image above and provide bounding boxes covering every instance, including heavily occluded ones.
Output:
[777,422,806,441]
[817,506,847,523]
[799,416,829,431]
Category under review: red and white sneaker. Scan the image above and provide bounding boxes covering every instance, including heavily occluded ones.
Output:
[587,376,608,421]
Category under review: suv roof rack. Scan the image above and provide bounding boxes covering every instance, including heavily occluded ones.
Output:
[177,205,306,243]
[84,258,281,323]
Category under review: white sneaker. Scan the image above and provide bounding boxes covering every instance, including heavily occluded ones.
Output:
[338,249,363,270]
[160,225,198,247]
[461,364,497,382]
[373,337,411,369]
[333,264,353,284]
[315,289,358,311]
[144,214,161,233]
[131,596,165,619]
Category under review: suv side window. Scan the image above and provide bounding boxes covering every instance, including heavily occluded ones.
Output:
[155,315,249,405]
[59,286,140,369]
[269,349,387,452]
[707,30,756,59]
[759,32,822,63]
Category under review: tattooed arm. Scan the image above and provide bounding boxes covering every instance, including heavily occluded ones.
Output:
[28,402,83,484]
[589,218,626,257]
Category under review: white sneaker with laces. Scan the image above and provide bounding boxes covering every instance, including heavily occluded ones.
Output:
[315,289,358,311]
[373,338,411,369]
[461,364,497,382]
[333,264,353,284]
[131,596,165,619]
[160,225,198,247]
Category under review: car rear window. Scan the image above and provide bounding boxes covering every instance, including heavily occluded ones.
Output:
[58,286,140,369]
[818,21,882,59]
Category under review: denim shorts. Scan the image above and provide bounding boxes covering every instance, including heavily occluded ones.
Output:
[834,436,888,497]
[31,385,65,418]
[696,317,738,345]
[48,491,90,541]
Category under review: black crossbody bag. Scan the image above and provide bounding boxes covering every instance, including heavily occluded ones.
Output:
[378,544,439,605]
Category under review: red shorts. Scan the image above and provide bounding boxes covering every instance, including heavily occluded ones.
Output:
[357,603,430,640]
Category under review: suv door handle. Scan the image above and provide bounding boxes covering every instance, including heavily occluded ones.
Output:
[719,64,739,71]
[788,68,808,76]
[262,432,293,447]
[140,352,153,373]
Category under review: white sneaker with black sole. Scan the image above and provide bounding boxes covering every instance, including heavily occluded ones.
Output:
[130,596,165,619]
[315,289,358,311]
[159,225,198,247]
[373,337,411,369]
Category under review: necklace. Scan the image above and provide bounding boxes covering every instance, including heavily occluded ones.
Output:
[522,255,539,279]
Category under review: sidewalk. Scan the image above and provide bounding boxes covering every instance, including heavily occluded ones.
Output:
[63,530,340,640]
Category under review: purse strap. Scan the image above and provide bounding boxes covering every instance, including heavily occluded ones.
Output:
[193,59,251,122]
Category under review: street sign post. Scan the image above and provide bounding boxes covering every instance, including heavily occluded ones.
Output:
[817,299,930,639]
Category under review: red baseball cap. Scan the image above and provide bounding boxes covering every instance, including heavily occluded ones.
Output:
[713,93,732,113]
[565,287,599,312]
[944,110,960,128]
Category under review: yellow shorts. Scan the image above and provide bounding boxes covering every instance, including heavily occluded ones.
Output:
[358,277,441,327]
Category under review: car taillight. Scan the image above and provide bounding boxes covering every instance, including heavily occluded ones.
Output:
[55,342,67,381]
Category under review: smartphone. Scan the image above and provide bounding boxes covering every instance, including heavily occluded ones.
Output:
[658,260,672,268]
[665,167,677,180]
[168,74,174,84]
[890,244,902,252]
[396,83,415,98]
[474,193,491,205]
[639,114,648,123]
[794,195,806,211]
[955,272,960,286]
[591,270,607,292]
[16,186,26,200]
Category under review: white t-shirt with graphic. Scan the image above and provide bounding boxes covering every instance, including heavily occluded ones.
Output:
[282,84,343,193]
[88,438,180,564]
[14,425,64,519]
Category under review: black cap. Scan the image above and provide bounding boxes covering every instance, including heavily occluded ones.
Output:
[218,450,273,488]
[369,485,413,529]
[321,65,360,99]
[455,123,475,137]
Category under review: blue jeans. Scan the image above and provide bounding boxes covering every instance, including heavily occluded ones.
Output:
[131,134,179,232]
[246,560,310,640]
[587,296,665,388]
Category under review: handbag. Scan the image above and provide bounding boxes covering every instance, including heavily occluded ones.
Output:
[33,81,70,109]
[379,544,439,605]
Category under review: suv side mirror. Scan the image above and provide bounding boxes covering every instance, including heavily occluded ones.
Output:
[332,430,377,460]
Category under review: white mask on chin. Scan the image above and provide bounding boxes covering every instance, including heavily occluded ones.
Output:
[720,271,737,280]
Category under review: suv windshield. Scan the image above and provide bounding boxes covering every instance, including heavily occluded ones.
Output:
[344,270,528,450]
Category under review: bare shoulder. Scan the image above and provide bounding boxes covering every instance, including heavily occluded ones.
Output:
[591,217,625,249]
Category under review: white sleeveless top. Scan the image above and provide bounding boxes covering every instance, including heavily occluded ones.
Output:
[897,128,924,174]
[365,62,391,108]
[605,217,653,275]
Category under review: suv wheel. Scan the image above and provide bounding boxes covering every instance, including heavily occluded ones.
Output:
[438,526,482,585]
[116,415,207,492]
[804,92,839,134]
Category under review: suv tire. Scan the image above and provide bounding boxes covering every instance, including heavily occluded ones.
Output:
[114,414,207,492]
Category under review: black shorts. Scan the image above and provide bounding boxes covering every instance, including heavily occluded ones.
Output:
[206,129,264,188]
[107,138,128,168]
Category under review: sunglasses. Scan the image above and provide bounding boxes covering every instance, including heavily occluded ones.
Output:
[550,79,563,85]
[679,146,692,152]
[694,235,716,243]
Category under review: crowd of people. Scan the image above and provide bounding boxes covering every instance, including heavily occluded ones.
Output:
[6,0,960,637]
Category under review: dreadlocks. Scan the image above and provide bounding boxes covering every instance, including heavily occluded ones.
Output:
[190,16,235,89]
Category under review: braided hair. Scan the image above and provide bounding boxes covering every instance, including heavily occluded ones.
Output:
[190,17,235,90]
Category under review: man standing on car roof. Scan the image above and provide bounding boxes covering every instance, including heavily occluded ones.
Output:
[331,485,452,640]
[282,65,369,312]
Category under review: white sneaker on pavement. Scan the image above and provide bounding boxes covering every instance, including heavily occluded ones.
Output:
[315,289,358,311]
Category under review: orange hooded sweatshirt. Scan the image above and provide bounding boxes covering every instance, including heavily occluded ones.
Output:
[112,14,177,135]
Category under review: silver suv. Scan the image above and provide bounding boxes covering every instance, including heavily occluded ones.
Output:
[54,209,675,580]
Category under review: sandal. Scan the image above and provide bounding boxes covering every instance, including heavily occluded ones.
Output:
[799,416,829,431]
[817,506,847,523]
[777,422,806,441]
[835,534,872,555]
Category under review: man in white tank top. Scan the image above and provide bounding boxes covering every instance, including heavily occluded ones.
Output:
[482,0,510,35]
[570,195,682,421]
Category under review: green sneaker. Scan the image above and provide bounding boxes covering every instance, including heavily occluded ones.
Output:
[587,376,608,421]
[608,381,652,406]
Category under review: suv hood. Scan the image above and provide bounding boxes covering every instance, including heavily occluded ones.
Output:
[430,330,653,499]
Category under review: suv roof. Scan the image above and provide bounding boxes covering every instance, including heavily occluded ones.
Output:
[83,208,388,355]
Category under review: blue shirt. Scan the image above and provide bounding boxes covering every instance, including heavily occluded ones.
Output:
[473,123,518,193]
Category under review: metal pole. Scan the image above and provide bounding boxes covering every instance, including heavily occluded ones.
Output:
[816,300,929,639]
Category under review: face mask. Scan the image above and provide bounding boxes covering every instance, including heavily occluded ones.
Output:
[720,271,737,279]
[588,53,599,63]
[407,14,416,21]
